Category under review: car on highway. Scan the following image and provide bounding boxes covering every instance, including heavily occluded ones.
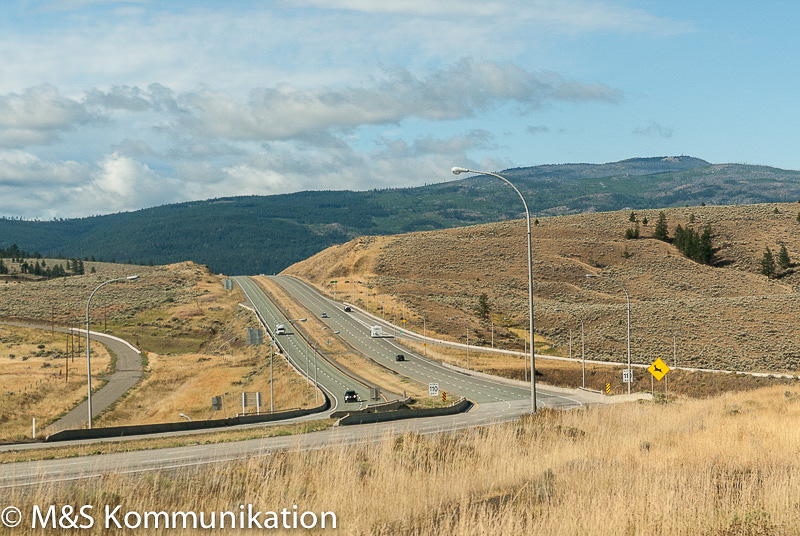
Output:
[395,354,405,361]
[344,390,358,403]
[275,324,286,335]
[344,306,352,312]
[321,312,328,318]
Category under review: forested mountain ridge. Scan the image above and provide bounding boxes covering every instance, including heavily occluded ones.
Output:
[3,156,800,274]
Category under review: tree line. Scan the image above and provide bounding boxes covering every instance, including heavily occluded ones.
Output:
[625,211,715,265]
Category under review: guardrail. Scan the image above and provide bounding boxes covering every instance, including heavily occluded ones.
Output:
[329,397,411,419]
[46,398,331,442]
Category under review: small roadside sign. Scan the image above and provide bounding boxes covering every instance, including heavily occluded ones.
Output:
[622,369,633,383]
[605,383,611,395]
[428,383,439,397]
[648,358,671,381]
[442,391,447,404]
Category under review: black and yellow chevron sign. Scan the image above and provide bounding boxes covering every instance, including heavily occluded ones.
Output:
[605,383,611,394]
[442,391,447,403]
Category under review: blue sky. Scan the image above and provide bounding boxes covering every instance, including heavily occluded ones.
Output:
[0,1,796,218]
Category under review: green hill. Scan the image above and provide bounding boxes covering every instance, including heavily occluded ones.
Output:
[2,156,800,274]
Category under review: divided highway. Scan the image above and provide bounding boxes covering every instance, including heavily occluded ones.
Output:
[0,276,597,489]
[234,276,377,411]
[270,276,581,409]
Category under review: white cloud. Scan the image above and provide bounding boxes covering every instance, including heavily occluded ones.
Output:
[0,150,89,187]
[0,84,98,147]
[633,120,674,139]
[289,0,692,35]
[174,59,621,142]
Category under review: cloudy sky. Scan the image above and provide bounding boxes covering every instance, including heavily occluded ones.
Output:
[0,1,796,218]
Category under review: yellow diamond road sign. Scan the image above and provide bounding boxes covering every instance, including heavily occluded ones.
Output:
[648,358,670,381]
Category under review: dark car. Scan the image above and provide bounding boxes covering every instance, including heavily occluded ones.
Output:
[344,306,352,312]
[344,390,358,403]
[395,354,406,362]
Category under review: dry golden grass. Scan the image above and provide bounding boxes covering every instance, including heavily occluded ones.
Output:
[285,202,800,375]
[7,385,800,534]
[0,325,111,442]
[1,262,321,435]
[95,289,319,426]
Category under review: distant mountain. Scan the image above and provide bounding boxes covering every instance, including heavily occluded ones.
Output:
[2,156,800,274]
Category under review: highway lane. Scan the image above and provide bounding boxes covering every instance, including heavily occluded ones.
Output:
[0,277,594,489]
[271,276,580,409]
[234,276,379,411]
[0,399,534,488]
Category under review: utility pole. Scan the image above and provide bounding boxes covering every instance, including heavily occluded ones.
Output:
[524,328,528,382]
[465,320,470,369]
[270,340,274,412]
[423,317,427,357]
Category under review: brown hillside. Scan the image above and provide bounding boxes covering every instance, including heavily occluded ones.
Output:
[284,202,800,373]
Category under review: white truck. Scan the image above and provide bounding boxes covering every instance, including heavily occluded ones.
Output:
[370,325,383,338]
[275,324,286,335]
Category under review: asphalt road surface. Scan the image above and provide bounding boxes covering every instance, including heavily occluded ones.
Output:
[0,321,142,433]
[0,279,600,489]
[271,276,579,408]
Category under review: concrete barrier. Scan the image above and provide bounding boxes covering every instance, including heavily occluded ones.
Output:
[329,398,410,419]
[46,397,331,442]
[335,397,471,426]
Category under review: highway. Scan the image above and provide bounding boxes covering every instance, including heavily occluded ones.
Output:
[0,398,537,488]
[234,276,380,411]
[0,277,599,489]
[269,276,580,409]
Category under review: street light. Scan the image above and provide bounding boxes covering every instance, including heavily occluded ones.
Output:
[452,167,537,413]
[554,308,586,389]
[86,274,139,428]
[305,324,326,387]
[586,273,631,394]
[312,330,340,402]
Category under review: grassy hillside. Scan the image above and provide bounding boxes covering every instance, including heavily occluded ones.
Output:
[6,156,800,274]
[284,202,800,375]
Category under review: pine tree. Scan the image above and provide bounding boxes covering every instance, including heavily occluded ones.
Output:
[629,212,637,222]
[653,212,669,241]
[761,247,776,279]
[699,226,714,265]
[778,244,791,269]
[673,224,685,251]
[477,293,491,320]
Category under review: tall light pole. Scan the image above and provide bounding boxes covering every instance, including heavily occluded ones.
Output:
[554,307,586,389]
[586,273,631,394]
[305,323,325,387]
[452,167,537,413]
[86,275,139,428]
[312,330,339,402]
